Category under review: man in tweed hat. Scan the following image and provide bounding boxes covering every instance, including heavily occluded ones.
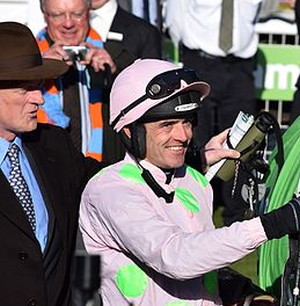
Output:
[0,22,102,305]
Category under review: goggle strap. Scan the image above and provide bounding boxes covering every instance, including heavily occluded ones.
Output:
[112,93,147,128]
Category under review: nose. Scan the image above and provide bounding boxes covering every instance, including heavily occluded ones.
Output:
[63,14,76,27]
[173,122,192,142]
[26,89,44,105]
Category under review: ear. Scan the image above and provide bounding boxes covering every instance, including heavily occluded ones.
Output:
[123,127,131,139]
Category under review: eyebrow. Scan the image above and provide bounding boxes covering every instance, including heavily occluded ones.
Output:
[48,9,86,13]
[157,119,178,126]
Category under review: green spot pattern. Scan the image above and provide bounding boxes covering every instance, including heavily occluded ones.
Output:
[118,164,145,184]
[187,166,209,187]
[116,264,148,298]
[175,187,200,213]
[203,271,218,295]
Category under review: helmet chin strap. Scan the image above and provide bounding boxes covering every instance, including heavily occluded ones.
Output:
[120,123,177,203]
[121,129,176,203]
[138,162,175,204]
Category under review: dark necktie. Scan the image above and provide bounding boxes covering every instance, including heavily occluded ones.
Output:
[219,0,234,53]
[143,0,150,23]
[7,144,36,232]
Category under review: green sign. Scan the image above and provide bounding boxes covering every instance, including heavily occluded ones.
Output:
[255,44,300,101]
[164,38,180,64]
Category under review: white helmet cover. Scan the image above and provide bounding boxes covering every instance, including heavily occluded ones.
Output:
[110,59,210,132]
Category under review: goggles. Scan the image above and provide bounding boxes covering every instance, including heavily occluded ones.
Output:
[111,67,201,128]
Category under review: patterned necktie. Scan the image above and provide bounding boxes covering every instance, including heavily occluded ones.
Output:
[219,0,234,53]
[7,144,36,232]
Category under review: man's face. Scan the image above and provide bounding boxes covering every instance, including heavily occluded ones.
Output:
[0,81,44,141]
[91,0,110,9]
[144,118,193,169]
[44,0,90,45]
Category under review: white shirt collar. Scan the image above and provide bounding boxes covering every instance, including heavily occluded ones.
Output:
[90,0,118,42]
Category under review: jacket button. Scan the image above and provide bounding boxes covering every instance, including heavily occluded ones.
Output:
[19,251,28,261]
[27,298,37,306]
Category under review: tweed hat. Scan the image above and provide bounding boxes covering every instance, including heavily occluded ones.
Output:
[0,22,68,81]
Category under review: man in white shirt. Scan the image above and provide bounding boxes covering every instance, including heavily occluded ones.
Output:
[165,0,263,226]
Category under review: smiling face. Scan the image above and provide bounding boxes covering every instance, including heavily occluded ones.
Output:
[143,118,193,169]
[44,0,90,45]
[0,81,44,141]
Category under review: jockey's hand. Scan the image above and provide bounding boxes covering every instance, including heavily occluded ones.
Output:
[201,129,240,173]
[260,196,300,240]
